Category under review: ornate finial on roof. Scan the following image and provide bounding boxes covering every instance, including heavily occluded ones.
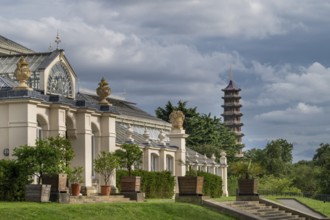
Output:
[14,57,32,90]
[169,110,185,130]
[126,124,134,142]
[143,127,150,144]
[96,77,111,105]
[158,130,167,146]
[55,31,61,50]
[48,43,52,52]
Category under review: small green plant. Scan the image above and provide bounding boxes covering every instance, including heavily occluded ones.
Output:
[68,166,83,184]
[94,151,119,186]
[115,143,143,176]
[230,159,263,179]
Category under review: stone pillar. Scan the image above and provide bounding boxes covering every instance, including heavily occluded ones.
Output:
[6,100,39,159]
[159,148,166,171]
[220,151,229,197]
[100,113,116,152]
[100,113,117,188]
[168,128,188,177]
[72,110,93,187]
[49,105,67,137]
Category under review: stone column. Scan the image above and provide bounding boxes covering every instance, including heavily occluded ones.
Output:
[7,100,39,158]
[220,151,229,197]
[72,109,93,187]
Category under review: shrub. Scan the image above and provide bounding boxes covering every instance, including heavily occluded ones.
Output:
[196,171,223,198]
[259,175,302,194]
[0,159,32,201]
[116,170,175,199]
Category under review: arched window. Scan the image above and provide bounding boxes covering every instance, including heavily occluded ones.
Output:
[166,155,173,173]
[36,121,43,140]
[151,153,159,172]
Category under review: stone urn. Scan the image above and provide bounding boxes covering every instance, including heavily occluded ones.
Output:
[96,78,111,105]
[14,56,32,90]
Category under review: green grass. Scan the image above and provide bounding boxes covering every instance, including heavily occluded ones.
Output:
[0,200,236,220]
[264,196,330,217]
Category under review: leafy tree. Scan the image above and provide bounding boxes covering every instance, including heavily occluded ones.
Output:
[313,143,330,194]
[94,152,119,186]
[13,136,74,184]
[290,161,321,194]
[115,143,143,176]
[155,100,198,134]
[259,175,301,194]
[155,101,239,160]
[261,139,293,177]
[313,143,330,166]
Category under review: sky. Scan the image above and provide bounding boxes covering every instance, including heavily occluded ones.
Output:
[1,0,330,162]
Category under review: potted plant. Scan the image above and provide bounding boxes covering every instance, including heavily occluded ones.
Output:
[115,143,143,193]
[13,138,63,202]
[94,151,119,196]
[178,165,204,196]
[68,166,83,196]
[230,159,263,195]
[42,136,74,201]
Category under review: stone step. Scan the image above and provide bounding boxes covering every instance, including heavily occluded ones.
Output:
[69,195,132,204]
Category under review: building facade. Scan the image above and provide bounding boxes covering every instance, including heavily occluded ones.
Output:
[0,35,228,195]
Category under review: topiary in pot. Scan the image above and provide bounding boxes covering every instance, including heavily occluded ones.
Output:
[115,143,143,193]
[68,166,83,196]
[94,151,119,196]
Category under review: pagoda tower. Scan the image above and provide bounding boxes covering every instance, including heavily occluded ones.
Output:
[221,66,244,153]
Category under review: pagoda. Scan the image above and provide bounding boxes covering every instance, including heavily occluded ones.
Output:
[221,66,244,154]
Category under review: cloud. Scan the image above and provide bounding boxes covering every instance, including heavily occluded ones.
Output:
[255,102,323,123]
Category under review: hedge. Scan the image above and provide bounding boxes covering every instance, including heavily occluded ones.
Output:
[0,159,32,201]
[196,171,223,198]
[116,170,175,199]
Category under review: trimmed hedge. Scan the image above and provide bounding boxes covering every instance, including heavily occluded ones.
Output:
[196,171,223,198]
[0,159,32,201]
[116,170,175,199]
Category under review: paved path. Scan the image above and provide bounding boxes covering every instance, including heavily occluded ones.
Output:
[277,198,325,218]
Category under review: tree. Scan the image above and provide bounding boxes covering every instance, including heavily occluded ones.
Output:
[313,143,330,194]
[94,152,119,186]
[155,100,198,134]
[261,139,293,177]
[313,143,330,166]
[155,101,239,160]
[115,143,143,176]
[13,136,74,184]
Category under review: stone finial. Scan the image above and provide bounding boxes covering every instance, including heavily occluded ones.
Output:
[211,153,216,161]
[96,78,111,105]
[126,124,134,142]
[158,130,167,145]
[14,57,32,90]
[169,110,185,129]
[143,127,150,144]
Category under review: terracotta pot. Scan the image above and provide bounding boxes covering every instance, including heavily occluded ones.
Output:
[101,185,111,196]
[178,176,204,196]
[71,183,81,196]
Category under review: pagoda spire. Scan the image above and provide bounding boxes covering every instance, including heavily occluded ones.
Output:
[230,64,233,81]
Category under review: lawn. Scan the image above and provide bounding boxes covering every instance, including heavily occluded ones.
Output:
[0,200,236,220]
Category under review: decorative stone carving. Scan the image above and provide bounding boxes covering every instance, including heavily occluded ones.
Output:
[158,130,166,145]
[169,110,185,129]
[96,78,111,105]
[126,124,134,142]
[143,127,150,144]
[14,57,32,90]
